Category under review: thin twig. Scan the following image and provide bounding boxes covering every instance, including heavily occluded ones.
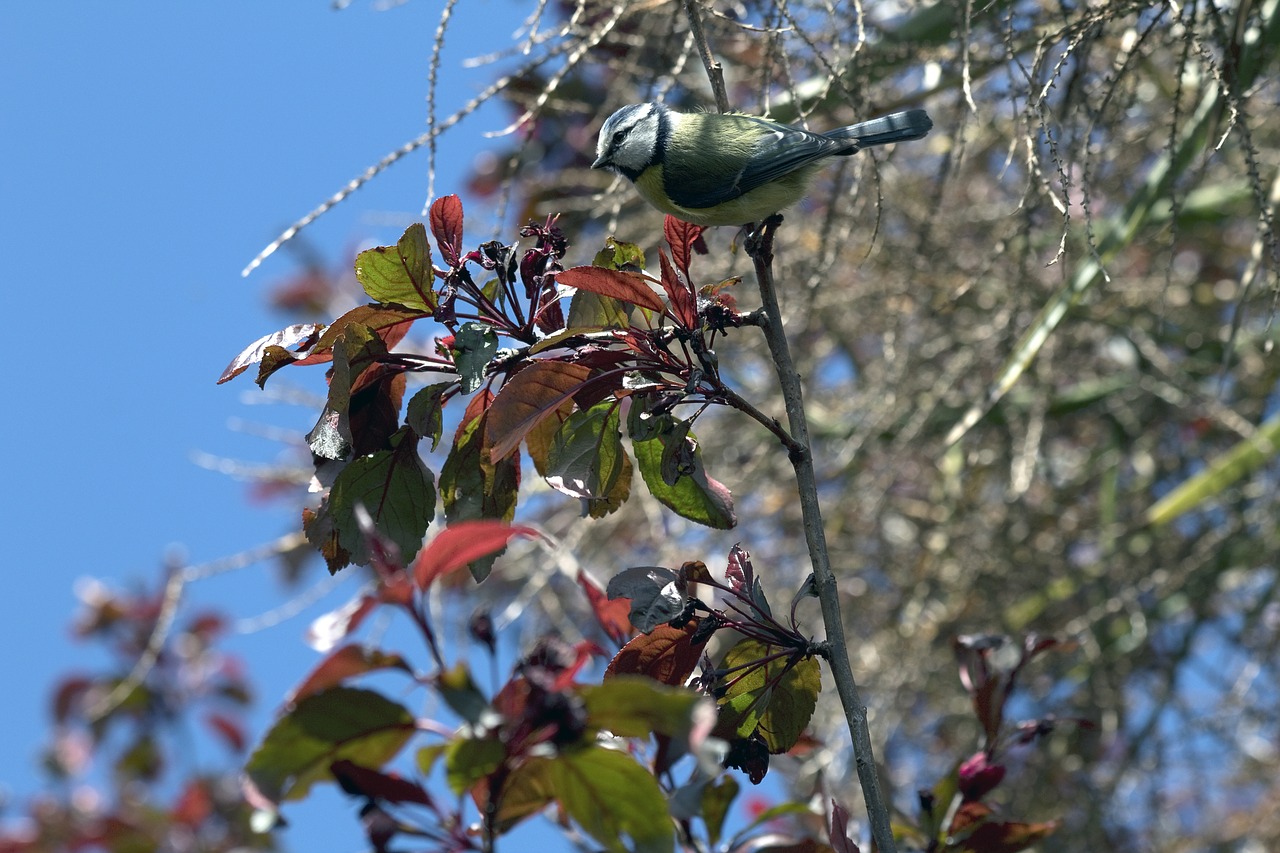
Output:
[682,0,729,113]
[716,384,803,456]
[747,217,898,853]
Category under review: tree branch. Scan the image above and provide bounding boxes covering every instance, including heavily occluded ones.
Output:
[747,216,898,853]
[682,0,730,113]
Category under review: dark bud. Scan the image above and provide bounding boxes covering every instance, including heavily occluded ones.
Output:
[469,610,496,656]
[723,733,770,784]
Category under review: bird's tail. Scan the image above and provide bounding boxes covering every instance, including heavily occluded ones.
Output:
[827,109,933,148]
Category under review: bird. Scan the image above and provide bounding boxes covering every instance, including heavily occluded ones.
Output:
[591,102,933,227]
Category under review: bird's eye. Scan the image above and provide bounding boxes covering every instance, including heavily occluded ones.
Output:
[612,130,626,144]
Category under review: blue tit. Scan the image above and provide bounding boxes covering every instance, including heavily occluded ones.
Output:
[592,103,933,227]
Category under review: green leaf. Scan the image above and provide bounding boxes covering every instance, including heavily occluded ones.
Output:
[436,663,489,725]
[547,746,674,853]
[578,676,703,740]
[439,405,520,580]
[588,448,632,519]
[701,776,739,848]
[405,381,454,451]
[567,289,631,331]
[493,756,557,832]
[714,640,820,753]
[1146,410,1280,527]
[307,428,436,573]
[594,238,647,271]
[445,736,506,796]
[244,687,415,805]
[354,223,437,311]
[453,321,499,394]
[314,303,425,355]
[633,430,736,529]
[546,402,625,500]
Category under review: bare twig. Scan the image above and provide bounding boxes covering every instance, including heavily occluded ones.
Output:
[682,0,730,113]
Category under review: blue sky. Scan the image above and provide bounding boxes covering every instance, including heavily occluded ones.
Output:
[0,2,524,848]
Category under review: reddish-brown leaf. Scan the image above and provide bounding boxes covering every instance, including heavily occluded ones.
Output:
[218,323,324,384]
[172,780,214,828]
[412,520,541,589]
[606,620,709,686]
[52,676,94,724]
[331,759,434,806]
[205,712,247,753]
[288,645,412,705]
[663,216,705,278]
[430,195,465,266]
[829,800,861,853]
[659,249,698,329]
[949,802,1060,853]
[578,569,634,645]
[315,304,424,355]
[557,266,665,312]
[485,361,593,461]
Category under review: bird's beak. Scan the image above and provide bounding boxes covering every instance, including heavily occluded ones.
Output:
[591,155,609,170]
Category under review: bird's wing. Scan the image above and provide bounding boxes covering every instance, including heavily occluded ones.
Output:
[662,114,849,209]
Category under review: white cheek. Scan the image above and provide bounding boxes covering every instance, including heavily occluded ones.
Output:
[614,119,660,172]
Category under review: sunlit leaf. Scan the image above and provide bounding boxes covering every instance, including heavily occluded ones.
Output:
[557,266,665,312]
[606,566,683,633]
[606,620,709,686]
[485,361,593,462]
[578,569,634,645]
[545,401,625,500]
[218,323,323,384]
[430,194,465,267]
[412,520,540,589]
[354,223,437,311]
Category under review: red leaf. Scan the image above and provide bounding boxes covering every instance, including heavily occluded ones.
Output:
[288,645,412,705]
[412,521,541,589]
[430,195,465,266]
[948,802,1060,853]
[606,620,709,686]
[578,570,634,645]
[659,249,697,329]
[315,304,424,356]
[663,216,705,278]
[331,759,434,807]
[218,323,323,384]
[556,266,665,312]
[485,361,593,461]
[829,799,861,853]
[205,712,247,753]
[172,780,214,827]
[52,675,94,724]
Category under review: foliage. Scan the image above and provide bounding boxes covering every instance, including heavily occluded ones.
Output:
[0,576,271,853]
[9,0,1280,852]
